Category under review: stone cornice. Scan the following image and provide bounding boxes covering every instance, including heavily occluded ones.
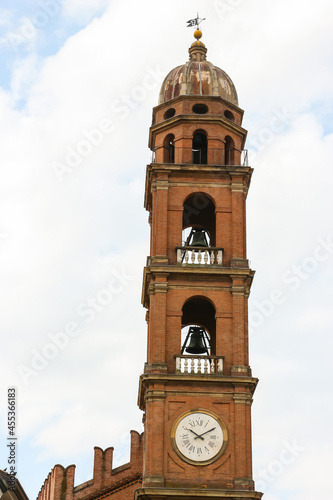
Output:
[138,373,258,410]
[152,93,245,116]
[139,373,258,386]
[135,486,263,500]
[144,164,253,211]
[145,265,254,277]
[142,266,254,308]
[147,163,253,175]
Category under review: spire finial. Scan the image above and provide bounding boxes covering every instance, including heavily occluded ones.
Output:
[194,28,203,41]
[187,13,207,62]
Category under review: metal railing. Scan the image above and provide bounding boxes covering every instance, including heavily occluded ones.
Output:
[151,147,248,167]
[175,355,224,374]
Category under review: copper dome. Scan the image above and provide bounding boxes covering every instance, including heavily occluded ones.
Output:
[158,40,238,106]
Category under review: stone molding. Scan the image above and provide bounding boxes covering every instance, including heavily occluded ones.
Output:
[149,282,168,294]
[233,393,253,405]
[144,390,166,403]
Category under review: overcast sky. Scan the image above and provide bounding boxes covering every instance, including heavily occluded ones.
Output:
[0,1,332,499]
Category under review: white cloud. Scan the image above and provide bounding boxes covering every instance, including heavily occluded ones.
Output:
[61,0,111,23]
[0,8,11,27]
[9,54,41,101]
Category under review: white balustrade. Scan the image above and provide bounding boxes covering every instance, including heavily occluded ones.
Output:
[176,247,223,265]
[175,355,224,375]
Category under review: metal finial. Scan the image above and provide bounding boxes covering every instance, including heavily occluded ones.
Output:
[186,13,206,30]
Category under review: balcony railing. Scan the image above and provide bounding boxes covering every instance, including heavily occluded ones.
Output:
[176,246,223,265]
[151,147,248,167]
[175,355,224,375]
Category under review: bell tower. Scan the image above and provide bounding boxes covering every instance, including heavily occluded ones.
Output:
[137,27,262,500]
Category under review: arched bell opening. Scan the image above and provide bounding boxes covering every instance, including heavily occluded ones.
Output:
[163,133,175,163]
[181,297,216,355]
[182,193,216,247]
[224,135,235,165]
[192,130,207,164]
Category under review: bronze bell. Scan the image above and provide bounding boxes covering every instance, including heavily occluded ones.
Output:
[185,327,208,354]
[190,229,208,247]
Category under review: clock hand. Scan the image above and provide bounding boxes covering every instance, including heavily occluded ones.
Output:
[184,427,204,440]
[194,427,216,439]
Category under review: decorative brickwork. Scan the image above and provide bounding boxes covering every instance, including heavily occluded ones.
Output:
[37,432,143,500]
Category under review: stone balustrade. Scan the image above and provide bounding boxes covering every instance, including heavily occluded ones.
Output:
[175,355,224,375]
[176,246,223,265]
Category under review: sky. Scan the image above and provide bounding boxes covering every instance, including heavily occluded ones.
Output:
[0,0,332,499]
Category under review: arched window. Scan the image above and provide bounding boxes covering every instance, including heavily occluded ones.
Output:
[181,297,216,355]
[192,130,207,164]
[225,136,234,165]
[163,134,175,163]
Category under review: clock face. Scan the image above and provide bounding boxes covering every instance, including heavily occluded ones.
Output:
[172,410,226,465]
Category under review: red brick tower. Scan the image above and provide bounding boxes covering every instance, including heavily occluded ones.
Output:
[137,29,262,500]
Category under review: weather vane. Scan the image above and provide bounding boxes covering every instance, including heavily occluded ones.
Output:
[186,13,206,30]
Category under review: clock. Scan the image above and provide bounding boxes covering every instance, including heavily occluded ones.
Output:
[171,409,227,465]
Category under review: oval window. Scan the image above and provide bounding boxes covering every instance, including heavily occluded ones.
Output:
[164,108,176,120]
[192,104,208,114]
[224,110,235,121]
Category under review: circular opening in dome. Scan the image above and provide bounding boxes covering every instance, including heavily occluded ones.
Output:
[224,110,235,122]
[164,108,176,120]
[192,104,208,114]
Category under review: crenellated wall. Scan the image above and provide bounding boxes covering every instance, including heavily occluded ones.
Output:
[37,431,143,500]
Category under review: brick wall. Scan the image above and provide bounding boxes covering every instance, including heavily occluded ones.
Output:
[37,431,143,500]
